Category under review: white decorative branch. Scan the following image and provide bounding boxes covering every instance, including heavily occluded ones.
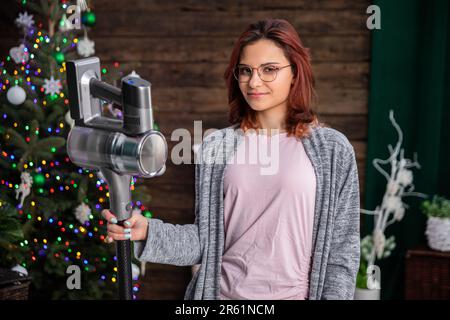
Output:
[360,110,426,267]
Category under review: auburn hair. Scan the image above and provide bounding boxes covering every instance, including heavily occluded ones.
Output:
[224,19,321,138]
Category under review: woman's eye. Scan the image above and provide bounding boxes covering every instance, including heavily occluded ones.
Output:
[241,67,251,75]
[263,66,277,73]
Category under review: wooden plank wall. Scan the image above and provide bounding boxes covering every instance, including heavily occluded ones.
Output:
[0,0,371,299]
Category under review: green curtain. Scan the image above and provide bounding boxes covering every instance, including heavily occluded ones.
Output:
[365,0,450,299]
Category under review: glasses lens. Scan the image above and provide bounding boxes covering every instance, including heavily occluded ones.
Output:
[234,66,252,83]
[259,66,278,82]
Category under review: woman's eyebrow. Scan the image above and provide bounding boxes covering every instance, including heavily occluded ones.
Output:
[238,62,281,66]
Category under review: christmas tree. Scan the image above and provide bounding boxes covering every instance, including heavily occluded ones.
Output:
[0,0,155,299]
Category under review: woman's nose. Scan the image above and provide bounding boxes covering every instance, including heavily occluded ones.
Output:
[248,70,263,88]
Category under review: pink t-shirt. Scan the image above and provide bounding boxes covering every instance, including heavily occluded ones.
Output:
[219,131,316,300]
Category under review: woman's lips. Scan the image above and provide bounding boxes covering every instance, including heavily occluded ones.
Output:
[248,93,268,99]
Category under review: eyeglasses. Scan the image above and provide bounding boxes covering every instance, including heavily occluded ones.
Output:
[233,64,292,83]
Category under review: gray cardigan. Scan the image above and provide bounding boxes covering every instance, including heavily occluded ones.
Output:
[134,123,361,300]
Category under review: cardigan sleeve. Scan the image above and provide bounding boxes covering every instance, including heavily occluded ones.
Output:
[132,217,201,266]
[321,143,361,299]
[132,144,204,266]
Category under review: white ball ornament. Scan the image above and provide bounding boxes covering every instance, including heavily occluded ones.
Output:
[7,85,26,105]
[132,263,140,280]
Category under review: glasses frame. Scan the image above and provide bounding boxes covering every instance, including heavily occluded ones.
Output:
[233,64,293,83]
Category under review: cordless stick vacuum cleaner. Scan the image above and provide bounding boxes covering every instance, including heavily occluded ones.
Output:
[65,57,168,299]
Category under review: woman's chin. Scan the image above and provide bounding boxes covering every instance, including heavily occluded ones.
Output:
[247,101,271,111]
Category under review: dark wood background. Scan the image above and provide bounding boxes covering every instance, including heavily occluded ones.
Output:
[0,0,371,299]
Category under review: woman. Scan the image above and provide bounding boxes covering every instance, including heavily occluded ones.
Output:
[102,19,360,300]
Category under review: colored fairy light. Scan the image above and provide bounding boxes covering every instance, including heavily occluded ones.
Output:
[144,211,153,218]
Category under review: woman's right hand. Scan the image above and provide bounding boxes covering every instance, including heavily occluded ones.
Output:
[101,209,149,243]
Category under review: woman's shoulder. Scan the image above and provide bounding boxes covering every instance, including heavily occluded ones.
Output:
[306,125,355,154]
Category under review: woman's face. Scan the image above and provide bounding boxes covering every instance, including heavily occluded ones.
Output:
[238,39,294,113]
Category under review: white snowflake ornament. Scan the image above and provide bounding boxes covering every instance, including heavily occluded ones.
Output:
[15,12,35,30]
[43,76,62,96]
[74,202,91,224]
[77,35,95,57]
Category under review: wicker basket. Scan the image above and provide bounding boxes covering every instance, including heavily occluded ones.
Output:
[405,246,450,299]
[425,217,450,252]
[0,268,31,300]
